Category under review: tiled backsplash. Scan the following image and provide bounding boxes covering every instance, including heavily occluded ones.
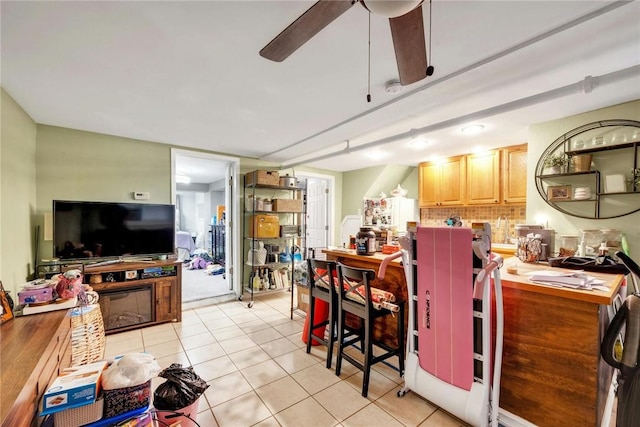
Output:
[419,205,526,244]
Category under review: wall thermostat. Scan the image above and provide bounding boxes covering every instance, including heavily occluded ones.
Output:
[133,192,150,200]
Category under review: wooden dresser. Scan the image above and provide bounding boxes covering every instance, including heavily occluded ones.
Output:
[1,310,72,427]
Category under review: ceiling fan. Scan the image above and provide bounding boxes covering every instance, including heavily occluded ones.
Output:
[259,0,434,86]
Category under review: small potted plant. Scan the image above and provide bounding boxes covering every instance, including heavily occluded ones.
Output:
[544,153,568,174]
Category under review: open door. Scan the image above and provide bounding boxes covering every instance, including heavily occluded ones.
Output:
[224,162,233,291]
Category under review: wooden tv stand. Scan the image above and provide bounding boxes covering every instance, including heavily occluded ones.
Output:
[84,259,182,334]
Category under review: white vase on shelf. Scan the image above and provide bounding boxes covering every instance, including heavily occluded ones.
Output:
[390,184,408,198]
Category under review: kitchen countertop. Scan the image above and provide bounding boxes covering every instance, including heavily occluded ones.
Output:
[322,247,404,268]
[498,256,623,305]
[324,249,623,306]
[325,249,624,426]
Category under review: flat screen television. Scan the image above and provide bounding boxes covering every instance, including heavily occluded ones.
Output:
[53,200,175,260]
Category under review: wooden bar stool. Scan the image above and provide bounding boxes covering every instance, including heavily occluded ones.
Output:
[335,263,405,398]
[305,259,339,368]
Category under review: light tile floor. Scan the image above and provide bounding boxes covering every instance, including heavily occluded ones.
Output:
[104,291,469,427]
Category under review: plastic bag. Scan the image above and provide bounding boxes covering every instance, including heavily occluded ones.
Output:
[102,352,161,390]
[153,363,210,410]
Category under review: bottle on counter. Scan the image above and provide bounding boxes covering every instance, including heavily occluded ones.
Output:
[356,227,376,256]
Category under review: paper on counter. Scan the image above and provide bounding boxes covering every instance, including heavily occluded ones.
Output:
[526,270,605,290]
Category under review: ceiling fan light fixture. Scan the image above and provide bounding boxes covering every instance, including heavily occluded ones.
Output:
[362,0,423,18]
[460,124,486,135]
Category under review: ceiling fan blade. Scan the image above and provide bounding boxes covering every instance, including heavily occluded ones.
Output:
[260,0,356,62]
[389,6,428,85]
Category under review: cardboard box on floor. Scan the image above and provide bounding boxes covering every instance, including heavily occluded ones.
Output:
[297,285,309,312]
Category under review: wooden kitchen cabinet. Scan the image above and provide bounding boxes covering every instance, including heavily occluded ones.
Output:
[419,144,527,208]
[502,143,528,203]
[498,262,622,426]
[466,150,500,204]
[418,155,465,207]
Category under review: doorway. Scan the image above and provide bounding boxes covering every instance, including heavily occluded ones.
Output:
[295,172,335,253]
[171,149,240,307]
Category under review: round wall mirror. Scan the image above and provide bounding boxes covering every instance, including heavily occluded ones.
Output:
[535,119,640,219]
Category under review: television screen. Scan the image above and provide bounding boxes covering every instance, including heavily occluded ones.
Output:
[53,200,175,260]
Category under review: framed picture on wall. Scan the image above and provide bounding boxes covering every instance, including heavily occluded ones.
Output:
[547,185,572,201]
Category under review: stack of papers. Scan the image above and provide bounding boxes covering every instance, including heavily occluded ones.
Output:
[527,270,606,290]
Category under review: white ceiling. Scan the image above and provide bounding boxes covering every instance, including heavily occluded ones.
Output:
[2,1,640,180]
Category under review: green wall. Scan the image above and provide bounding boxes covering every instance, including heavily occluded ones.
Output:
[1,89,38,294]
[527,99,640,259]
[34,128,348,262]
[35,125,175,262]
[341,164,417,218]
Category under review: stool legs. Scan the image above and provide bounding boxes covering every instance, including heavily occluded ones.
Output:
[335,303,405,398]
[305,289,336,369]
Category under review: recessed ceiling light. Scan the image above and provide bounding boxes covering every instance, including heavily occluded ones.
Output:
[461,124,485,134]
[409,138,429,149]
[176,174,191,184]
[365,150,388,161]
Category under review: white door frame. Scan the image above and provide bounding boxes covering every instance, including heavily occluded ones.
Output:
[294,171,336,249]
[171,149,241,298]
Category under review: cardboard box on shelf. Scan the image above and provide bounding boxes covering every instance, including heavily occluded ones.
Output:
[245,170,280,186]
[249,214,280,238]
[272,199,303,212]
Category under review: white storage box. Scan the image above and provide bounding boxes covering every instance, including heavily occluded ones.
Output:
[53,396,103,427]
[604,174,625,193]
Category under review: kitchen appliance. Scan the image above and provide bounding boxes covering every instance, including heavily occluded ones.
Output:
[279,174,298,188]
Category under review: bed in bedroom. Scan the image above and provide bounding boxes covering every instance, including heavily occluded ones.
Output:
[176,230,196,261]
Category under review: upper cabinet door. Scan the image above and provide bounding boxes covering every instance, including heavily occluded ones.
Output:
[466,150,500,204]
[439,156,466,206]
[503,144,528,203]
[418,161,439,207]
[419,156,465,207]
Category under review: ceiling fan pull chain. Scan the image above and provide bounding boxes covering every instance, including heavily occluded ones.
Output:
[427,0,435,76]
[367,11,372,103]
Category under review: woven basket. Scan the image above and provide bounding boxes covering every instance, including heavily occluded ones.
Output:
[571,154,593,172]
[70,304,106,366]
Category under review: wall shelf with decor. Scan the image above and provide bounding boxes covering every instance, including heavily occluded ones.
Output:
[243,170,307,314]
[535,119,640,219]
